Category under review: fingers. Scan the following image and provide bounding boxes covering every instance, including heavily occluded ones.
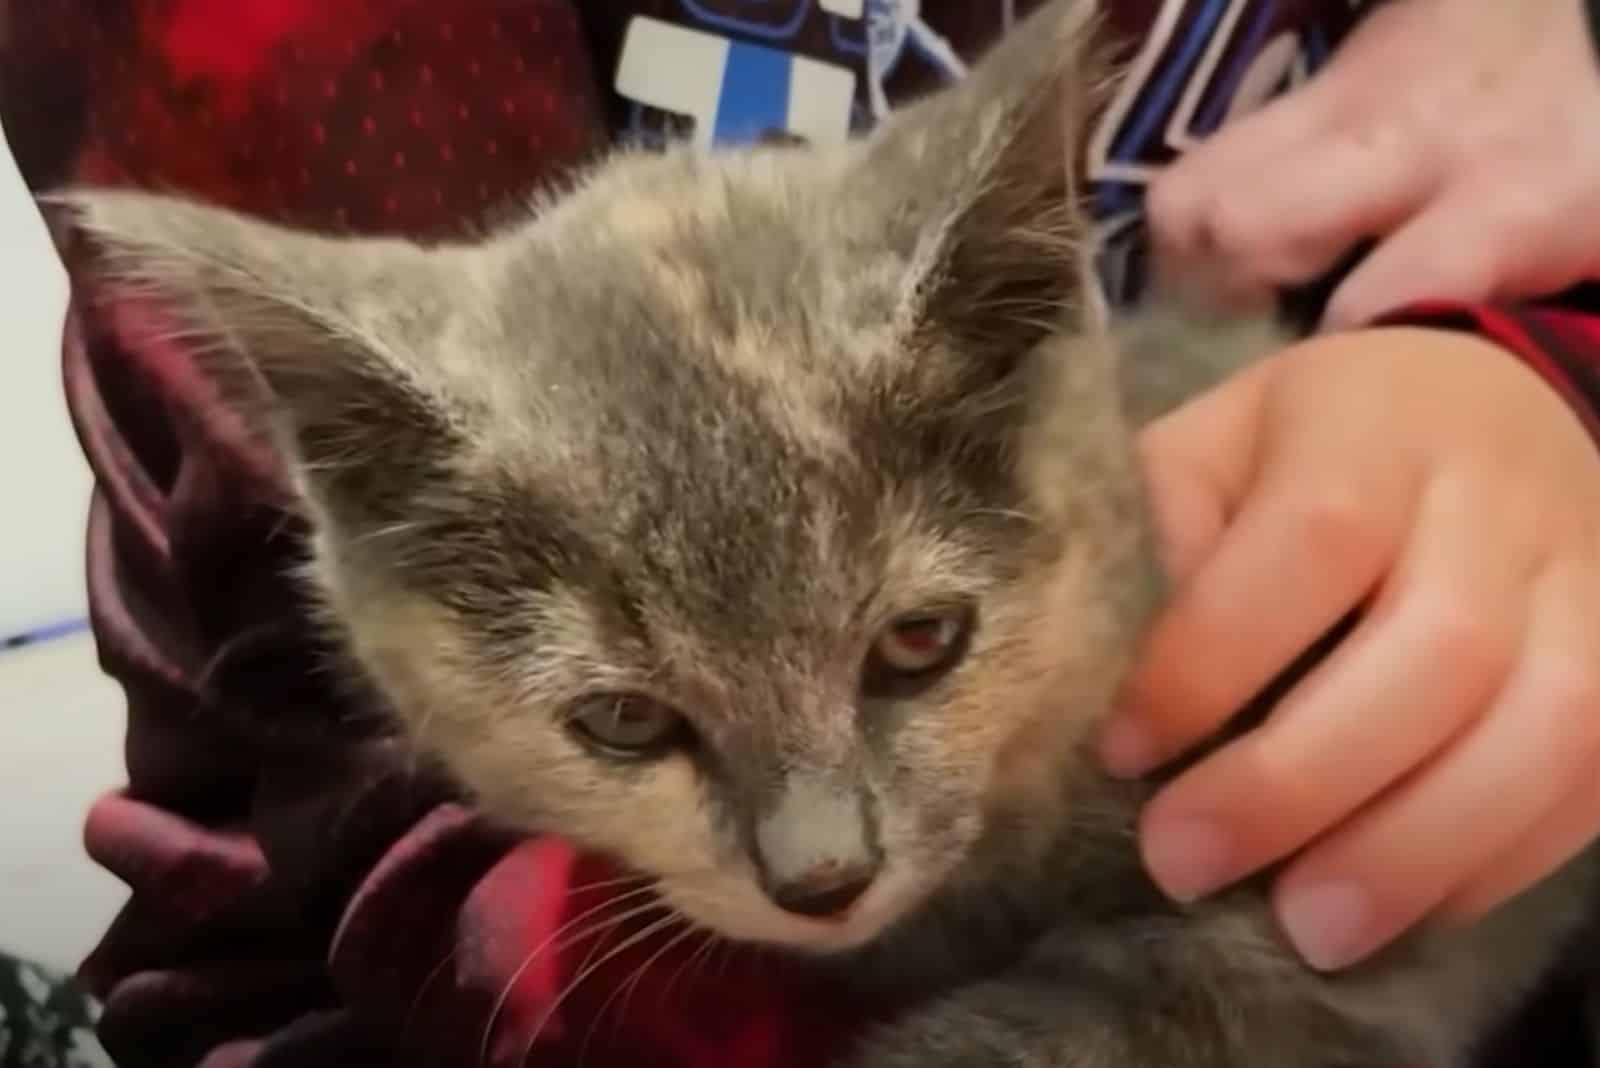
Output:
[1146,88,1326,271]
[1272,562,1600,970]
[1322,169,1595,330]
[1320,186,1500,329]
[1135,470,1530,904]
[1442,557,1600,920]
[1104,390,1407,779]
[1148,77,1435,305]
[1444,743,1600,920]
[1103,488,1391,778]
[1134,356,1279,583]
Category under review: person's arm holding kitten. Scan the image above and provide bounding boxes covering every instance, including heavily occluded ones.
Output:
[6,5,621,1066]
[1105,0,1600,974]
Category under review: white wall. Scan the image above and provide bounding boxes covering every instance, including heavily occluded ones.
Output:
[0,121,88,641]
[0,634,128,974]
[0,111,128,978]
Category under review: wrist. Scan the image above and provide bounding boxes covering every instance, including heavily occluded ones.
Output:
[1373,304,1600,447]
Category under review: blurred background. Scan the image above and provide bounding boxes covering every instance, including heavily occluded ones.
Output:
[0,120,128,974]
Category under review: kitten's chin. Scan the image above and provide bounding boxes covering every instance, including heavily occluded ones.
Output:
[661,863,930,956]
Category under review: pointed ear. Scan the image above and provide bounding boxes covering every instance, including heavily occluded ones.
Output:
[855,0,1111,364]
[55,190,465,522]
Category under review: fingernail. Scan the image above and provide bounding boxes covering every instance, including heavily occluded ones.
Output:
[1099,717,1157,778]
[1142,816,1232,902]
[1278,881,1372,971]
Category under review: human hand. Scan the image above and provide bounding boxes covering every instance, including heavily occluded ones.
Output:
[1099,326,1600,971]
[1145,0,1600,330]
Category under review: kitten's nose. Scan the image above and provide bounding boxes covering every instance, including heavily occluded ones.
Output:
[769,862,877,919]
[754,772,881,920]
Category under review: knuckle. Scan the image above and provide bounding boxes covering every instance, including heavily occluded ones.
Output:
[1442,233,1502,294]
[1416,601,1505,674]
[1327,110,1414,168]
[1145,172,1204,249]
[1200,197,1274,261]
[1291,490,1385,567]
[1464,235,1523,290]
[1487,183,1553,239]
[1530,658,1600,725]
[1231,735,1301,804]
[1467,188,1558,278]
[1225,736,1326,843]
[1153,674,1237,748]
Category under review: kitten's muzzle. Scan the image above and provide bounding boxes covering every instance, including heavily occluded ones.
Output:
[752,772,882,920]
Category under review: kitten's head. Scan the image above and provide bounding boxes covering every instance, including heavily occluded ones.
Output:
[63,0,1158,953]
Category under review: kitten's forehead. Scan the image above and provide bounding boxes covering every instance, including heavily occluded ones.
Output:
[506,147,898,385]
[406,148,1034,667]
[437,153,890,652]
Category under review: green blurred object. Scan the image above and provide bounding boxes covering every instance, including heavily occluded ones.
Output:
[0,951,111,1067]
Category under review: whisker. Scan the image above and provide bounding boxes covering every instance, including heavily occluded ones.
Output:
[711,936,739,981]
[657,929,719,1011]
[476,885,665,1068]
[563,871,657,898]
[193,620,297,695]
[348,518,430,548]
[580,921,702,1067]
[404,872,658,1043]
[518,912,687,1068]
[407,878,654,1050]
[612,921,701,1033]
[554,898,675,961]
[402,936,474,1046]
[964,506,1039,528]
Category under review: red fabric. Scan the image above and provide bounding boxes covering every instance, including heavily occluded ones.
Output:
[56,0,600,238]
[327,809,859,1068]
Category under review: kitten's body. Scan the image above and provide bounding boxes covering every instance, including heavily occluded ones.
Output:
[60,1,1598,1064]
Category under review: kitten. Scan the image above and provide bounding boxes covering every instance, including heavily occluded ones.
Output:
[57,0,1597,1064]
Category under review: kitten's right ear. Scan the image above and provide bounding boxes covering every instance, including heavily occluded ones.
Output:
[53,190,465,519]
[849,0,1111,361]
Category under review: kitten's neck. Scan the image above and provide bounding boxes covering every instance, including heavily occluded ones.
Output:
[1113,303,1289,427]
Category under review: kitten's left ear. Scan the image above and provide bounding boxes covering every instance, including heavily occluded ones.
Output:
[851,0,1112,359]
[53,190,469,523]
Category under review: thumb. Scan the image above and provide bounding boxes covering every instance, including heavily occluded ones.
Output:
[1322,193,1494,330]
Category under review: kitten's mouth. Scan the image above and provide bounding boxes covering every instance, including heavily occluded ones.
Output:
[780,868,922,952]
[665,863,928,955]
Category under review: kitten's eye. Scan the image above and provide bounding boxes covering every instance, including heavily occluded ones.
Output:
[566,694,691,759]
[863,604,975,696]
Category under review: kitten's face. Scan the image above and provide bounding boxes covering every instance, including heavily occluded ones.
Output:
[67,0,1151,952]
[307,147,1154,951]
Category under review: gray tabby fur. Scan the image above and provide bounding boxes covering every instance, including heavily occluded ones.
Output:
[55,1,1597,1064]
